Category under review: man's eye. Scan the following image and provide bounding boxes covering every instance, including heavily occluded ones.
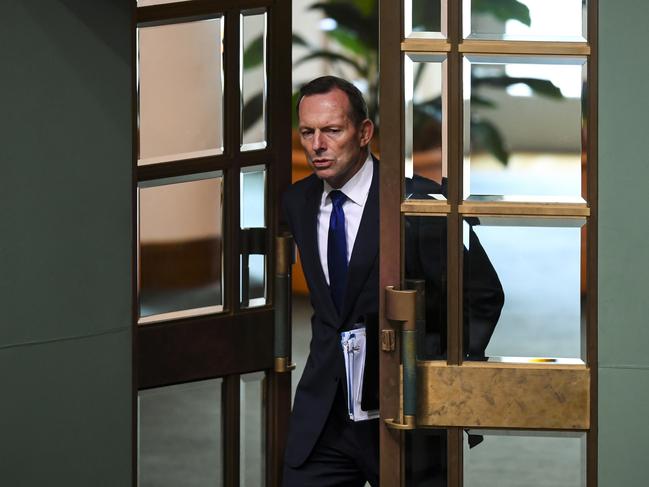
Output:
[301,131,313,138]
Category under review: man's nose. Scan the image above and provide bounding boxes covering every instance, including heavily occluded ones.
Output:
[312,131,326,152]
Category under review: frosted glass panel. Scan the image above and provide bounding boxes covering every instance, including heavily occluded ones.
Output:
[138,172,224,324]
[240,166,267,308]
[139,379,223,487]
[240,372,266,487]
[241,11,267,151]
[138,17,224,165]
[463,56,586,202]
[464,0,587,42]
[464,430,586,487]
[405,54,446,200]
[464,217,586,363]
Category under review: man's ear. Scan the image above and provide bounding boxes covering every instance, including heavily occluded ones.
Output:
[359,119,374,148]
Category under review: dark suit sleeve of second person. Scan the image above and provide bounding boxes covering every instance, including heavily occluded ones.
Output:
[463,222,505,360]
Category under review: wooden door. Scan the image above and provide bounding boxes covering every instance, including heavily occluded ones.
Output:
[379,1,597,485]
[134,1,293,485]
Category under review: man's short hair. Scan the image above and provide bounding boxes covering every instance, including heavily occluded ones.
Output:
[297,76,369,127]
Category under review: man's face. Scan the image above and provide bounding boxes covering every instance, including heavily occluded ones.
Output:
[298,88,373,188]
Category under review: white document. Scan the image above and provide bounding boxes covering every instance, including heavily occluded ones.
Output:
[340,326,379,422]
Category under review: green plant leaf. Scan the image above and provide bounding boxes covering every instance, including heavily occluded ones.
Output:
[309,2,377,48]
[471,94,497,108]
[473,75,563,98]
[292,91,301,128]
[242,92,264,132]
[327,27,367,56]
[292,33,310,48]
[471,118,510,164]
[472,0,531,26]
[293,50,366,77]
[352,0,376,17]
[243,35,263,70]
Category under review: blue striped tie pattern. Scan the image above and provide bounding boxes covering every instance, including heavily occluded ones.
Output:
[328,190,348,313]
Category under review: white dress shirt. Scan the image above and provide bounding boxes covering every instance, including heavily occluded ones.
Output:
[318,153,374,285]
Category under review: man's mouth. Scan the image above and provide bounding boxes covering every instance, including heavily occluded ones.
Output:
[312,159,333,167]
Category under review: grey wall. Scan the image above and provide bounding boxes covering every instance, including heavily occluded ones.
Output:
[0,1,133,485]
[598,1,649,485]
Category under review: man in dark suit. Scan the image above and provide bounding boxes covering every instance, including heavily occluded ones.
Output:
[282,76,505,486]
[282,76,380,486]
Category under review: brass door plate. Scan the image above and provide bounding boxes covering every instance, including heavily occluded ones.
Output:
[417,361,590,429]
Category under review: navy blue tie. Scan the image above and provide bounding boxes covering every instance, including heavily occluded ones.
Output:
[328,190,348,313]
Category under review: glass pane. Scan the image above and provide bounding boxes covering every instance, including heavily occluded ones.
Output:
[463,217,586,363]
[463,56,586,202]
[406,0,444,38]
[403,216,447,360]
[138,17,224,165]
[406,429,447,487]
[405,54,446,200]
[464,0,587,42]
[241,11,267,151]
[139,378,223,487]
[139,172,224,324]
[463,430,586,487]
[240,165,267,308]
[240,372,266,487]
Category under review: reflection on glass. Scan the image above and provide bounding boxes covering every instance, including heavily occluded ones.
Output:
[406,429,447,487]
[463,430,586,487]
[463,56,586,201]
[403,216,447,360]
[463,0,587,42]
[405,0,444,37]
[241,11,267,151]
[240,166,267,308]
[405,54,446,200]
[138,172,224,324]
[240,372,266,487]
[138,17,224,165]
[139,379,223,487]
[464,217,586,362]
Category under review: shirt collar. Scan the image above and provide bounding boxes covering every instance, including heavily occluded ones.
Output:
[323,152,373,206]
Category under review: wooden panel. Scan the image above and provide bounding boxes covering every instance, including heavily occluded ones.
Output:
[459,40,590,56]
[417,361,590,429]
[138,309,274,388]
[137,0,273,26]
[401,39,451,52]
[401,200,451,214]
[459,201,590,217]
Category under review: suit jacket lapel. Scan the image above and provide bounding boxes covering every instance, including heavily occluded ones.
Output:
[339,159,379,327]
[299,177,340,327]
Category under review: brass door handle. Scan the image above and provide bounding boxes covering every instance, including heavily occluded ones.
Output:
[274,233,296,373]
[384,285,417,430]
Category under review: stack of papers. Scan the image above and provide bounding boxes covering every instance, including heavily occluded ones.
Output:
[341,327,379,422]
